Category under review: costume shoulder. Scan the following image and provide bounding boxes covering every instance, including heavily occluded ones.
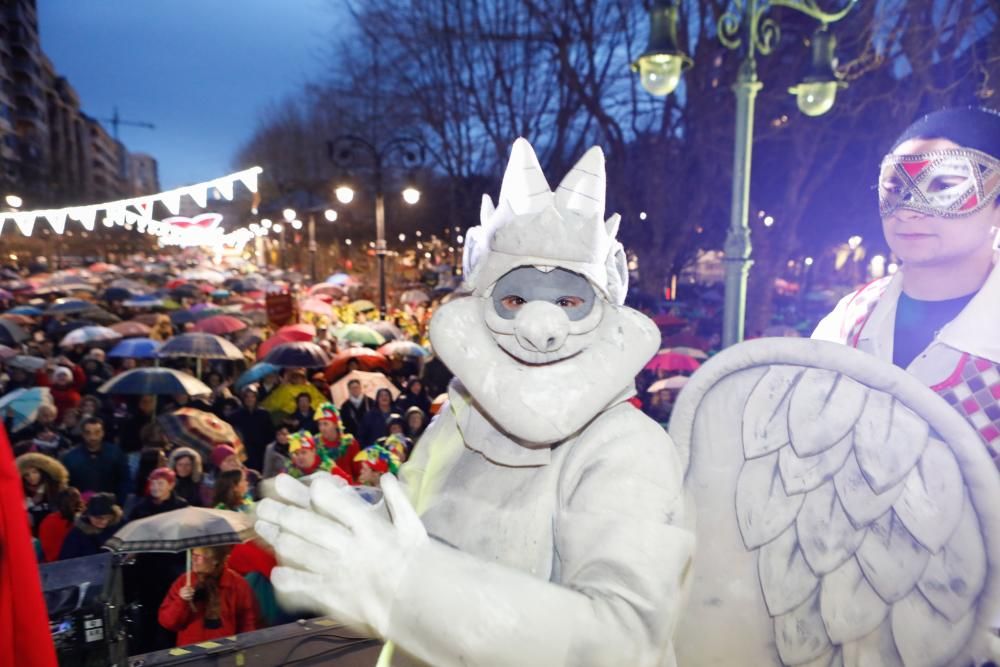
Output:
[812,276,893,343]
[669,337,1000,666]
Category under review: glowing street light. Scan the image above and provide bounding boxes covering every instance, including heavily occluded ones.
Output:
[5,194,22,208]
[335,186,355,204]
[402,187,421,205]
[282,208,296,222]
[324,209,338,222]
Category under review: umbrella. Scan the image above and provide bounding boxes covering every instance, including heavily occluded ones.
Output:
[0,314,33,327]
[4,306,42,316]
[234,327,267,350]
[110,321,152,338]
[0,318,28,345]
[105,505,255,586]
[6,355,46,372]
[661,346,708,360]
[260,380,327,415]
[367,321,404,342]
[330,370,400,406]
[647,376,690,393]
[325,347,389,380]
[158,333,244,361]
[130,313,162,327]
[378,341,428,358]
[122,296,164,308]
[100,287,133,302]
[181,269,225,284]
[644,352,701,373]
[349,299,377,313]
[170,285,200,299]
[325,272,360,286]
[98,368,211,397]
[108,338,162,359]
[261,341,331,369]
[159,407,240,455]
[334,323,385,347]
[89,262,121,274]
[169,310,198,326]
[300,298,335,318]
[79,307,121,325]
[256,333,297,360]
[211,289,231,299]
[59,326,122,348]
[400,289,430,305]
[277,324,316,341]
[0,344,15,360]
[44,298,93,315]
[308,283,345,298]
[234,362,280,390]
[193,315,247,335]
[0,387,54,432]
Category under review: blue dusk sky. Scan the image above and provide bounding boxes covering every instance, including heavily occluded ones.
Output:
[38,1,344,189]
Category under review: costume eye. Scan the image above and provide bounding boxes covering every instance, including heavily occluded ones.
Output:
[555,296,585,308]
[500,295,526,309]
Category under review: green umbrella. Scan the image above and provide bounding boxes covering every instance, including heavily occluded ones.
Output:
[349,299,377,313]
[335,323,386,347]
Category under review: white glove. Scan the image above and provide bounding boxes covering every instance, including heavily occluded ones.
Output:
[255,472,427,637]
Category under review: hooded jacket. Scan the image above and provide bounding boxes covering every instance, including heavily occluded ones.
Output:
[57,505,123,560]
[16,453,68,532]
[168,447,205,507]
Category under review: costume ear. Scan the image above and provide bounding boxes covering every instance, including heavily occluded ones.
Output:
[499,138,551,215]
[555,145,605,219]
[606,240,628,305]
[480,194,495,228]
[604,213,621,240]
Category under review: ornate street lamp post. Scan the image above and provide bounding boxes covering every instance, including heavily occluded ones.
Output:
[328,135,425,319]
[633,0,856,347]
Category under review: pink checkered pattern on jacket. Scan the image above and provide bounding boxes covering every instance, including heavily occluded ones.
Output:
[935,355,1000,458]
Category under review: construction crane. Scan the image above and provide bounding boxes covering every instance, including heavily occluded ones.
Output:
[98,107,155,141]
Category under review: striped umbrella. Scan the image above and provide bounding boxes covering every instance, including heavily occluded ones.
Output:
[105,507,254,553]
[158,333,243,360]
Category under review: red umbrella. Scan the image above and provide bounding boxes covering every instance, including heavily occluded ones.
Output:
[277,323,316,341]
[257,333,296,360]
[165,279,188,289]
[193,314,247,335]
[324,347,389,381]
[644,351,701,373]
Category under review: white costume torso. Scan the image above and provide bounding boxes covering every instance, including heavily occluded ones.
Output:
[395,381,693,667]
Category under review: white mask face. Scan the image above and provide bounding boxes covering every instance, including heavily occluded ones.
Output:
[431,292,659,445]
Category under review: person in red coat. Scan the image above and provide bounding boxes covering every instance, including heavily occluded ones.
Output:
[158,545,259,646]
[34,361,84,420]
[37,486,83,562]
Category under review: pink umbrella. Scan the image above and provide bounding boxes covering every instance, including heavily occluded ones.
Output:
[110,321,152,338]
[644,352,701,373]
[193,315,247,335]
[300,298,335,318]
[277,324,316,341]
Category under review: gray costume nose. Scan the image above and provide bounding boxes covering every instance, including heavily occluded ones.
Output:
[513,301,570,353]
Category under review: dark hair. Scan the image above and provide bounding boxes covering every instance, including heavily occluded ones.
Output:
[278,417,298,432]
[375,388,392,405]
[386,413,406,431]
[296,392,312,403]
[347,379,361,387]
[212,469,245,509]
[55,487,83,520]
[81,416,104,430]
[136,447,167,496]
[892,107,1000,158]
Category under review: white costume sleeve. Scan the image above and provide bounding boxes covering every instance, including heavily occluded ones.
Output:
[810,290,854,342]
[385,411,694,667]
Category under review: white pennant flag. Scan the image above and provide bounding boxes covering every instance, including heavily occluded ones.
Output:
[105,204,126,227]
[188,185,208,208]
[214,178,234,200]
[238,167,261,193]
[161,191,182,215]
[46,210,67,234]
[70,207,97,231]
[13,212,36,236]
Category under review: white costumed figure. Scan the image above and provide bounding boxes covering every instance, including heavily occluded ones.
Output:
[255,138,694,667]
[670,337,1000,666]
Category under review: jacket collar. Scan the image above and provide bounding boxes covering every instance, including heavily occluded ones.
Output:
[450,382,552,467]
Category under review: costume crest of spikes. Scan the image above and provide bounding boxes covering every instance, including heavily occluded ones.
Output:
[462,138,628,303]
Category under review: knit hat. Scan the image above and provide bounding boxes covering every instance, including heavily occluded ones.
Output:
[52,366,73,383]
[892,107,1000,159]
[288,430,317,454]
[84,492,118,517]
[211,444,238,469]
[381,433,409,461]
[148,467,176,485]
[314,402,341,426]
[353,444,401,476]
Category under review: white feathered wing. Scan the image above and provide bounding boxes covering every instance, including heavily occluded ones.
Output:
[670,338,1000,666]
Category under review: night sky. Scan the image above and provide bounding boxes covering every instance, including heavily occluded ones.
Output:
[38,1,344,189]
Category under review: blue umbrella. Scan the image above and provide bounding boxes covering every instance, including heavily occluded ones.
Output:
[0,387,53,432]
[5,305,42,316]
[44,298,94,315]
[108,338,162,359]
[158,333,243,361]
[234,362,280,391]
[261,341,331,369]
[100,287,133,302]
[98,368,211,397]
[170,310,198,325]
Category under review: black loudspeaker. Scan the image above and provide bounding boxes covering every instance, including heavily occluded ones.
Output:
[40,552,129,667]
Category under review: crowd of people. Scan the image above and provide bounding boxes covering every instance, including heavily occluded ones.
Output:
[0,263,456,654]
